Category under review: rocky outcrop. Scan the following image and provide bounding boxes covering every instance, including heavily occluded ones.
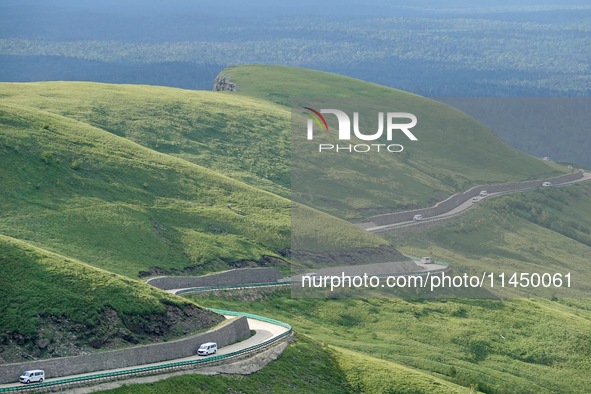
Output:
[213,75,237,92]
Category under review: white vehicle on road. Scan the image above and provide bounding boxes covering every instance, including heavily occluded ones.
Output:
[471,197,480,203]
[19,370,44,384]
[479,190,488,197]
[413,214,423,221]
[197,342,217,356]
[542,181,552,187]
[420,257,433,264]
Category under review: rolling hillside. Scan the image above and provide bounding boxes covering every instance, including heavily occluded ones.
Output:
[393,183,591,298]
[0,67,568,221]
[0,81,293,198]
[1,67,589,393]
[194,282,591,393]
[102,334,472,394]
[0,101,386,278]
[216,65,568,219]
[0,71,398,366]
[188,183,591,393]
[0,234,222,363]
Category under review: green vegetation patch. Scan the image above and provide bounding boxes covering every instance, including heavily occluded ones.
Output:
[333,346,470,394]
[219,65,567,216]
[0,102,384,277]
[391,184,591,298]
[0,234,221,362]
[100,334,352,394]
[0,73,567,220]
[193,288,591,394]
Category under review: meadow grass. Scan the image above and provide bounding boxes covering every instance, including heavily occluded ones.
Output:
[0,234,203,337]
[390,183,591,298]
[223,65,567,208]
[332,346,471,394]
[100,334,353,394]
[0,68,588,393]
[192,181,591,394]
[0,72,568,220]
[99,333,472,394]
[0,102,384,277]
[192,288,591,394]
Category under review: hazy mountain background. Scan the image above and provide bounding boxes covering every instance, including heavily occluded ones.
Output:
[1,0,589,95]
[2,0,590,166]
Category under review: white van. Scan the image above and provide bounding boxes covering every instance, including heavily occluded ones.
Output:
[542,181,552,187]
[420,257,433,264]
[197,342,217,356]
[413,214,423,221]
[479,190,488,197]
[19,370,44,384]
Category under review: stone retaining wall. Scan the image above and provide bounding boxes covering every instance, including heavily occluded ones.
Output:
[148,268,282,291]
[0,316,250,384]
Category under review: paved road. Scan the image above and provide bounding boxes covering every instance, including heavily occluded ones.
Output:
[289,259,448,281]
[365,171,591,233]
[0,316,289,391]
[4,172,588,390]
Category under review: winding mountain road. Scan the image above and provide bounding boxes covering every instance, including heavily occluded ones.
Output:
[2,171,589,392]
[363,171,591,233]
[0,311,291,393]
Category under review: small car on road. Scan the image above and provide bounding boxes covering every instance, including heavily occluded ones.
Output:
[197,342,218,356]
[19,370,44,384]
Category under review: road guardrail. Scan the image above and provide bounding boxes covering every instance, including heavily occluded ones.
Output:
[0,310,292,393]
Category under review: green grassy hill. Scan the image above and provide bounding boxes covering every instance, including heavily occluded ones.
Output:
[101,335,354,394]
[192,285,591,394]
[216,65,567,219]
[102,334,471,394]
[0,234,222,363]
[0,101,385,278]
[0,68,567,221]
[0,72,393,367]
[0,81,293,198]
[1,67,589,393]
[179,166,591,393]
[394,183,591,298]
